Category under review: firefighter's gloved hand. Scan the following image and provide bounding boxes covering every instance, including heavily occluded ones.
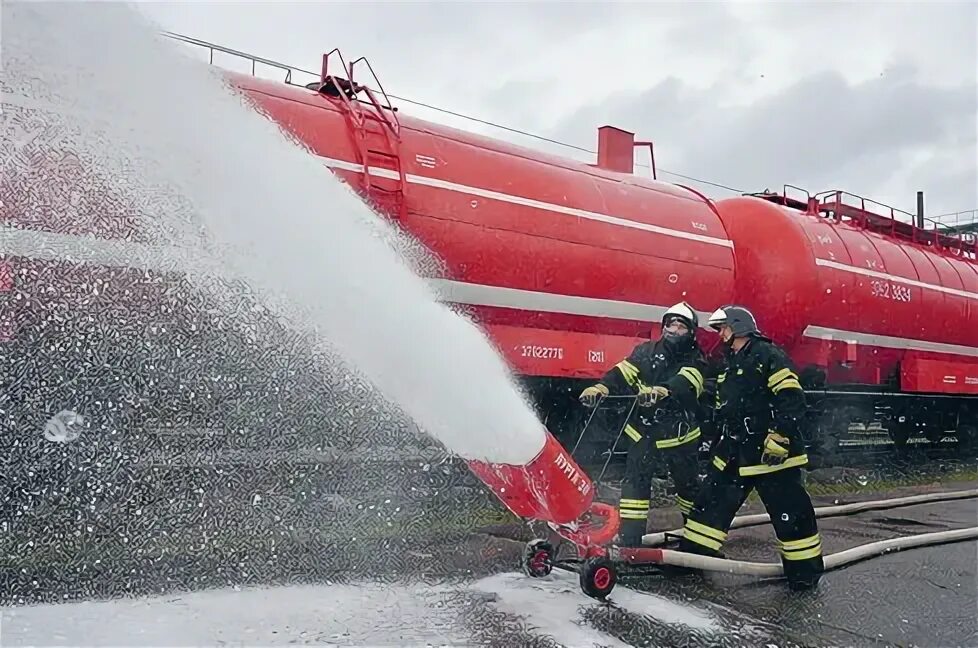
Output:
[579,384,609,408]
[638,385,669,407]
[761,431,791,465]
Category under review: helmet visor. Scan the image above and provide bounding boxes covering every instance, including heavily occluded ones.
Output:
[707,307,728,331]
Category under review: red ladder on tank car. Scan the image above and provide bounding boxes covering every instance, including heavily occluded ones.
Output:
[318,50,407,223]
[160,33,408,223]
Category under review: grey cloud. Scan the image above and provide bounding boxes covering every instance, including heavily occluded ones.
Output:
[475,1,734,33]
[705,66,974,174]
[547,63,977,214]
[906,152,978,223]
[658,4,759,61]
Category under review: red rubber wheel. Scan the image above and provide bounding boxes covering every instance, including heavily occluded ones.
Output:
[592,566,612,590]
[521,539,554,578]
[579,556,617,599]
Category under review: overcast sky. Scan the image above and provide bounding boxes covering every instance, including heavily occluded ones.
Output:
[137,1,977,225]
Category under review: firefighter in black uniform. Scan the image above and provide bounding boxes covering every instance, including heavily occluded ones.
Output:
[579,302,709,547]
[678,305,823,590]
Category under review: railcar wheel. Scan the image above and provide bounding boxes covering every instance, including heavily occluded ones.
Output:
[521,539,554,578]
[579,556,617,599]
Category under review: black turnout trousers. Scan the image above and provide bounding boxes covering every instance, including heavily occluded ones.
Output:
[618,424,702,547]
[677,460,824,590]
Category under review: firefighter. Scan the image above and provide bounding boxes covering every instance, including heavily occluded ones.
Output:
[677,305,823,591]
[579,302,709,547]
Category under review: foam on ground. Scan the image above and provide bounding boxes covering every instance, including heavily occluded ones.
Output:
[0,572,723,647]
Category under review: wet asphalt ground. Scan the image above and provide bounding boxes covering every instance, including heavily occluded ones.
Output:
[610,482,978,648]
[2,460,975,648]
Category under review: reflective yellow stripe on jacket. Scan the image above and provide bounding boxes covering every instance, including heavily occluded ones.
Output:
[616,360,640,386]
[677,366,704,398]
[768,367,802,395]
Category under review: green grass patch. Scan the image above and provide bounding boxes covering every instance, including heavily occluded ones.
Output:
[739,465,978,504]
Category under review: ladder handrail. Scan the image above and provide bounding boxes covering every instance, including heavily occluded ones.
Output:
[167,31,406,219]
[320,48,364,130]
[321,48,351,87]
[319,51,405,220]
[320,51,400,142]
[164,32,400,140]
[349,56,401,138]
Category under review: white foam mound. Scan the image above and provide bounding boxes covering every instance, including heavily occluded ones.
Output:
[0,582,467,647]
[0,573,722,647]
[471,571,720,638]
[1,2,545,465]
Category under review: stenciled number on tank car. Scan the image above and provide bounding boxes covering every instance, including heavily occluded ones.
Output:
[870,279,912,303]
[521,345,564,360]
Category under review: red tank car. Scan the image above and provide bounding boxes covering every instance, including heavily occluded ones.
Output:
[716,192,978,384]
[715,190,978,447]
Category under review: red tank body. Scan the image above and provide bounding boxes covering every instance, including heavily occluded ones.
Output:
[715,194,978,394]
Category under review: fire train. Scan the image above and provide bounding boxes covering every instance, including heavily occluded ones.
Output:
[2,37,976,460]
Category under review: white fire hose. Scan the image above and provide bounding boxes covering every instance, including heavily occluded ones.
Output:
[649,526,978,577]
[635,488,978,577]
[642,488,978,546]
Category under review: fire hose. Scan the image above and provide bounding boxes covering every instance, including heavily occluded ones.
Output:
[645,526,978,577]
[636,489,978,577]
[642,488,978,546]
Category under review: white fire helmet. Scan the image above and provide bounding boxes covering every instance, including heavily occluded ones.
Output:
[661,301,698,331]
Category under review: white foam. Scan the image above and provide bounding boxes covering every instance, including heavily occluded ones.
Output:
[1,1,545,465]
[469,571,720,640]
[0,583,467,647]
[469,572,633,648]
[0,574,722,647]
